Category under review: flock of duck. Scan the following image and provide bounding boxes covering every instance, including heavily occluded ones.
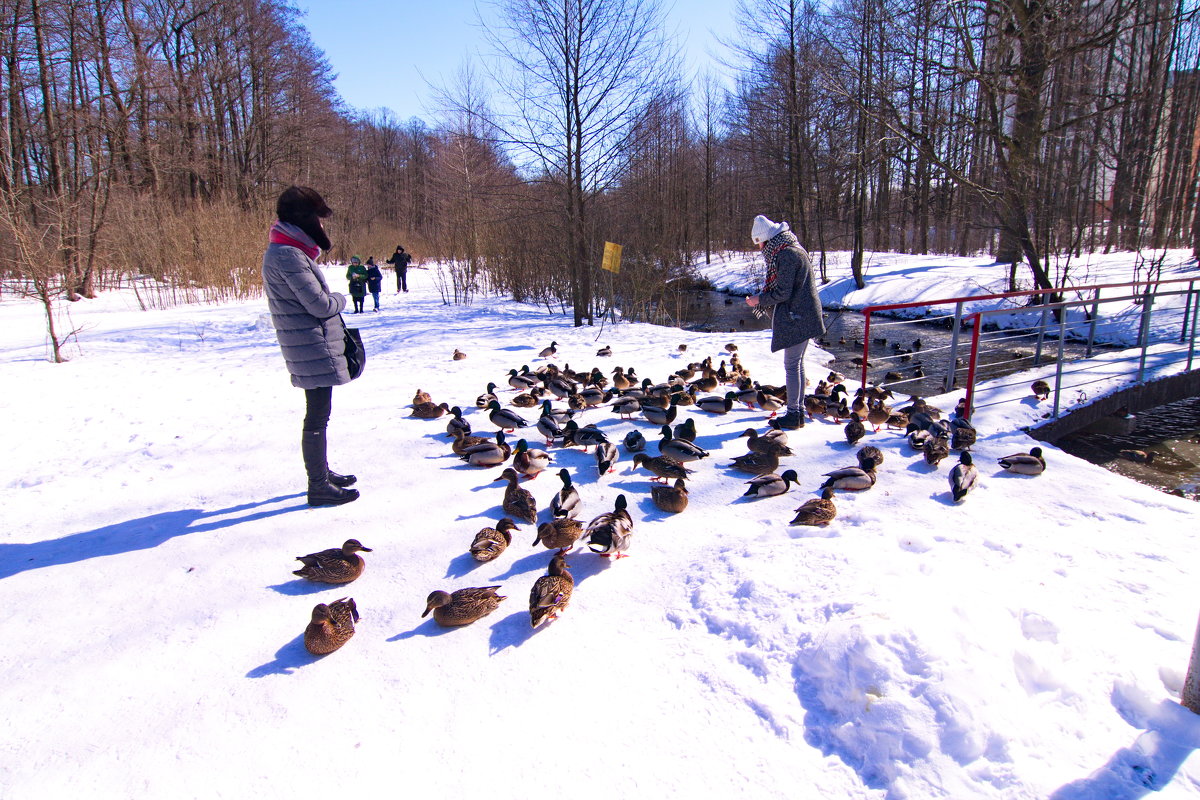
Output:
[296,341,1051,655]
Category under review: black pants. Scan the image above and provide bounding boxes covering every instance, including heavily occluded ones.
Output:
[304,386,332,432]
[351,295,365,312]
[396,270,408,292]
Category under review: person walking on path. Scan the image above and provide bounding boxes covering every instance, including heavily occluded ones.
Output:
[346,255,367,313]
[744,214,825,430]
[262,186,360,507]
[386,245,412,292]
[365,256,383,312]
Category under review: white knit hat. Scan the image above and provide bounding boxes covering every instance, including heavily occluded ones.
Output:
[751,215,789,244]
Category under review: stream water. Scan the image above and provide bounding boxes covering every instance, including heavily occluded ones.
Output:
[678,288,1200,499]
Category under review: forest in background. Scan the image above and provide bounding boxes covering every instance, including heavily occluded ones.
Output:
[3,0,1200,357]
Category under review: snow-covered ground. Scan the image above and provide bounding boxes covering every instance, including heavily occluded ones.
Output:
[2,252,1199,799]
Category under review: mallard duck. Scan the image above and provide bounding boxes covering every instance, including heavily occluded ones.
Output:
[585,441,617,477]
[725,342,738,354]
[538,340,559,359]
[529,553,574,627]
[412,401,450,419]
[804,394,829,420]
[866,400,891,431]
[534,518,584,552]
[820,456,878,490]
[596,345,612,357]
[844,417,866,445]
[609,394,641,419]
[690,375,720,394]
[304,597,358,655]
[561,420,609,450]
[1119,449,1155,464]
[422,586,505,627]
[923,434,951,467]
[577,386,605,407]
[650,478,689,513]
[495,467,537,523]
[949,452,979,502]
[549,468,582,519]
[857,445,884,469]
[659,425,709,463]
[886,410,910,431]
[791,489,837,526]
[623,429,646,453]
[757,391,785,417]
[586,494,633,558]
[906,422,931,451]
[730,450,780,475]
[445,406,471,438]
[632,453,693,482]
[413,388,432,405]
[476,382,499,408]
[641,401,678,427]
[743,469,799,498]
[512,438,553,479]
[1031,380,1051,401]
[827,370,846,384]
[950,417,976,451]
[507,369,539,392]
[696,392,735,414]
[452,348,467,361]
[999,447,1046,475]
[674,417,698,442]
[611,368,634,391]
[293,539,373,584]
[512,391,541,408]
[487,400,530,432]
[470,518,519,562]
[741,428,793,456]
[459,431,511,466]
[451,426,490,456]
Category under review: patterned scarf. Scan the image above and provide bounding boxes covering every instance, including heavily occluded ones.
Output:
[269,221,320,260]
[761,229,800,292]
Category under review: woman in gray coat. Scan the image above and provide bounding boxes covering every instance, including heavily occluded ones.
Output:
[745,214,825,430]
[263,186,360,506]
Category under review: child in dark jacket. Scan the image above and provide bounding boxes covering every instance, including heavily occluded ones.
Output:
[365,257,383,311]
[346,256,367,313]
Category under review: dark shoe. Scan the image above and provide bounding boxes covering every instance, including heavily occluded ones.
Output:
[770,411,804,430]
[307,480,360,507]
[328,471,357,487]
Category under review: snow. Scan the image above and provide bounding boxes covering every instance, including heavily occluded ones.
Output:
[2,252,1199,799]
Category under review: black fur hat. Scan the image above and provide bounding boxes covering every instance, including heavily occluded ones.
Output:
[276,186,332,251]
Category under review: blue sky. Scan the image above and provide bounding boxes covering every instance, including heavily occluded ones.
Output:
[297,0,744,123]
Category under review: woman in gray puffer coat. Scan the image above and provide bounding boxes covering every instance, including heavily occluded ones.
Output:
[745,214,825,430]
[263,186,360,506]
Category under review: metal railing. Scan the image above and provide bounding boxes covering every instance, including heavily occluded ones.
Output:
[859,277,1200,419]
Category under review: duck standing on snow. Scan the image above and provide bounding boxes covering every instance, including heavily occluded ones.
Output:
[1031,380,1051,401]
[293,539,373,584]
[659,425,709,463]
[741,428,793,457]
[538,341,559,359]
[476,382,499,408]
[595,441,620,476]
[923,433,951,467]
[534,518,584,553]
[730,450,780,476]
[470,518,519,562]
[949,452,979,502]
[856,445,884,469]
[550,468,582,519]
[304,598,359,655]
[632,453,693,483]
[512,438,553,479]
[529,553,574,627]
[561,420,609,450]
[844,416,866,446]
[674,417,698,443]
[494,467,537,524]
[998,447,1046,475]
[445,406,471,438]
[422,587,505,627]
[791,489,837,526]
[623,429,647,453]
[459,431,511,467]
[696,392,736,415]
[487,400,530,432]
[586,494,634,558]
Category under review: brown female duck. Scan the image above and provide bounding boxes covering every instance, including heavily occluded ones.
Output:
[423,586,506,626]
[293,539,373,584]
[304,597,359,655]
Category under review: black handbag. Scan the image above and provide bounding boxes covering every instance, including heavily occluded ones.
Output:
[342,320,366,380]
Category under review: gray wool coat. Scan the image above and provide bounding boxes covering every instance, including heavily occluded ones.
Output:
[262,242,351,389]
[754,243,826,352]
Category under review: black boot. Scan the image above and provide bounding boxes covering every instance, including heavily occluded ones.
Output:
[302,431,359,507]
[328,471,357,487]
[770,410,804,430]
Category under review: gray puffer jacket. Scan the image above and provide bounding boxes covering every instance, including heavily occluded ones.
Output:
[754,244,826,352]
[263,242,350,389]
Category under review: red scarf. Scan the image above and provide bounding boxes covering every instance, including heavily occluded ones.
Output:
[269,221,320,260]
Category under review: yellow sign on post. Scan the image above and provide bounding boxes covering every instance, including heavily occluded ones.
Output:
[601,241,623,274]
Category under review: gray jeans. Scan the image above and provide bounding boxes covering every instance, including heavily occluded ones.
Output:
[783,340,809,414]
